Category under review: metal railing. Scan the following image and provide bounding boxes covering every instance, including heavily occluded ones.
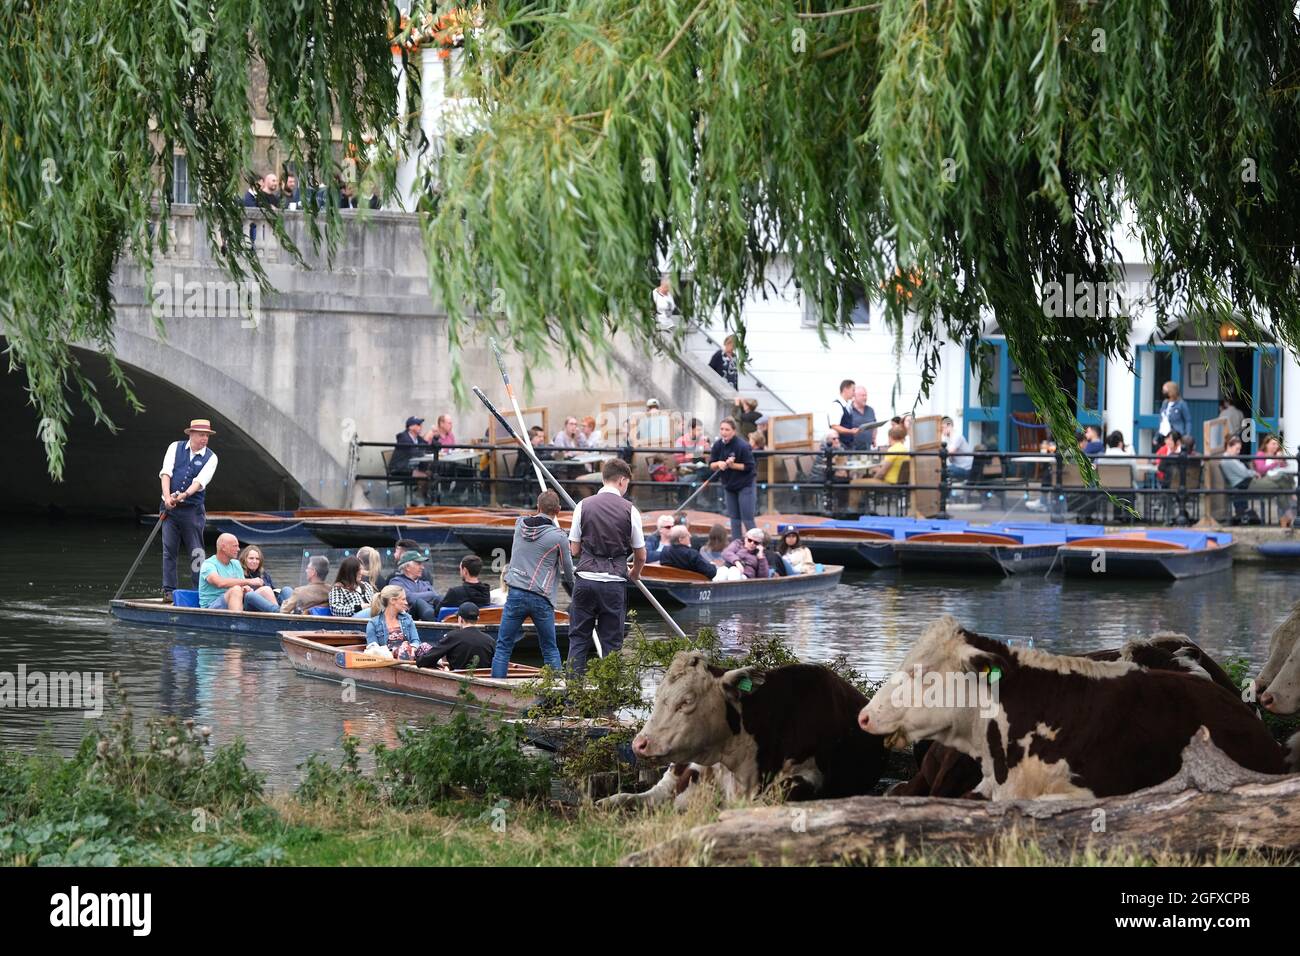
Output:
[351,438,1300,526]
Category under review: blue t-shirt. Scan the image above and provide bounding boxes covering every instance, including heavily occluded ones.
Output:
[199,555,244,607]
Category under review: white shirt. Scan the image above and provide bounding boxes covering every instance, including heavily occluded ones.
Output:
[569,486,646,582]
[652,288,676,318]
[159,440,218,490]
[827,397,851,432]
[945,432,973,470]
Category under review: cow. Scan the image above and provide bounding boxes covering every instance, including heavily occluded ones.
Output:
[1257,603,1300,716]
[861,616,1288,801]
[888,632,1248,798]
[599,650,886,810]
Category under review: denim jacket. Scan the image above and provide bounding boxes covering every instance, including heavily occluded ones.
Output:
[365,611,419,647]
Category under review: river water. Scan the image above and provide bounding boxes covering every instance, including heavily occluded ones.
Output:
[0,518,1292,789]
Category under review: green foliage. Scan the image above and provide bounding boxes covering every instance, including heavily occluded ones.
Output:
[0,0,399,476]
[374,682,551,805]
[295,735,379,809]
[1223,656,1300,745]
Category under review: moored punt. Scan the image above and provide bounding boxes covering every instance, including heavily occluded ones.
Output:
[626,563,844,606]
[892,527,1067,575]
[775,517,971,570]
[305,510,509,547]
[278,632,543,714]
[109,597,568,649]
[1056,530,1234,580]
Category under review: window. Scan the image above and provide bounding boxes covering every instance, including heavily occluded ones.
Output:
[801,286,870,329]
[172,153,190,205]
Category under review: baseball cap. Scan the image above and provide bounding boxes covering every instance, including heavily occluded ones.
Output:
[406,416,425,427]
[646,398,660,409]
[400,551,428,565]
[457,601,481,621]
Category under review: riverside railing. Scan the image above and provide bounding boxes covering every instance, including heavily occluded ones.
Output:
[351,439,1300,526]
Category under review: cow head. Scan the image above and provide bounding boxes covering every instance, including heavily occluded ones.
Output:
[1258,605,1300,715]
[632,651,765,766]
[858,616,1007,748]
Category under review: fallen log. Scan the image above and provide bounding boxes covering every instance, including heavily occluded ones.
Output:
[622,728,1300,866]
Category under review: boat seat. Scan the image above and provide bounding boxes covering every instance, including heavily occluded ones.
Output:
[308,606,333,616]
[173,589,200,608]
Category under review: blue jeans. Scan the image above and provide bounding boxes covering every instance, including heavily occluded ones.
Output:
[492,588,561,677]
[724,483,757,541]
[209,589,279,612]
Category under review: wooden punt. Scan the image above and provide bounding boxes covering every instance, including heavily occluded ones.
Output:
[772,525,899,569]
[626,563,844,606]
[892,530,1063,575]
[109,597,568,648]
[1057,533,1235,580]
[305,511,509,547]
[279,631,543,714]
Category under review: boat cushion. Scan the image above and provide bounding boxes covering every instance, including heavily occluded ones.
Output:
[308,605,333,616]
[173,589,200,608]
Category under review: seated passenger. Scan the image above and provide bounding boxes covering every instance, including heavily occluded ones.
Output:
[778,529,816,574]
[416,602,497,671]
[720,528,770,579]
[656,525,717,579]
[437,554,492,614]
[387,552,442,621]
[699,523,730,565]
[329,556,377,617]
[645,514,675,562]
[199,533,278,611]
[365,585,432,661]
[238,545,290,605]
[281,555,330,613]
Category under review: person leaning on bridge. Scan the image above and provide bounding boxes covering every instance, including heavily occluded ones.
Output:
[567,458,646,677]
[159,418,219,603]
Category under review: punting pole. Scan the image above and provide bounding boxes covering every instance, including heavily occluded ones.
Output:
[672,473,715,519]
[488,339,547,489]
[472,385,687,641]
[114,511,167,601]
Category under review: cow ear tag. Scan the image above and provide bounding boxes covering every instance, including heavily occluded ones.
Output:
[988,667,1002,684]
[737,676,753,694]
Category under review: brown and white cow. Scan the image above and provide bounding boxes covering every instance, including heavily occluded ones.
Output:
[599,650,886,809]
[861,616,1288,800]
[1257,603,1300,716]
[889,632,1249,798]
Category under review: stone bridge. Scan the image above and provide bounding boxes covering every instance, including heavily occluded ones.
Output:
[3,207,737,514]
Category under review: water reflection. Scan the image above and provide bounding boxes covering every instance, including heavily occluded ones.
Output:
[0,519,1292,788]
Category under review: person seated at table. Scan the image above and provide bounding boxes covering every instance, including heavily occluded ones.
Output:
[238,545,290,605]
[629,398,672,446]
[811,432,851,485]
[365,585,432,661]
[328,556,378,617]
[390,415,432,488]
[674,418,711,479]
[1251,434,1296,526]
[699,524,730,565]
[1081,425,1105,458]
[1102,430,1137,482]
[869,424,909,483]
[1154,430,1181,487]
[513,426,553,475]
[645,514,676,562]
[416,602,496,671]
[940,417,973,480]
[281,555,330,613]
[432,414,456,448]
[388,551,442,621]
[199,533,279,611]
[437,554,492,614]
[721,528,770,579]
[552,416,588,454]
[1219,435,1257,523]
[656,525,717,579]
[582,416,603,448]
[778,529,816,574]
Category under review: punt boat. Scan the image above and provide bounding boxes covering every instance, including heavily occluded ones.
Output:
[772,517,971,570]
[626,563,844,606]
[890,524,1095,575]
[109,597,569,649]
[279,631,543,714]
[1055,529,1234,580]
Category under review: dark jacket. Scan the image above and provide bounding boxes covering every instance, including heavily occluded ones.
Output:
[437,581,492,614]
[390,430,429,474]
[721,539,769,579]
[709,349,739,389]
[709,436,756,492]
[657,544,717,579]
[416,627,496,671]
[386,571,441,607]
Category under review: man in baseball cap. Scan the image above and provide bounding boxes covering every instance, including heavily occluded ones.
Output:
[416,601,496,671]
[388,550,441,621]
[391,415,433,502]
